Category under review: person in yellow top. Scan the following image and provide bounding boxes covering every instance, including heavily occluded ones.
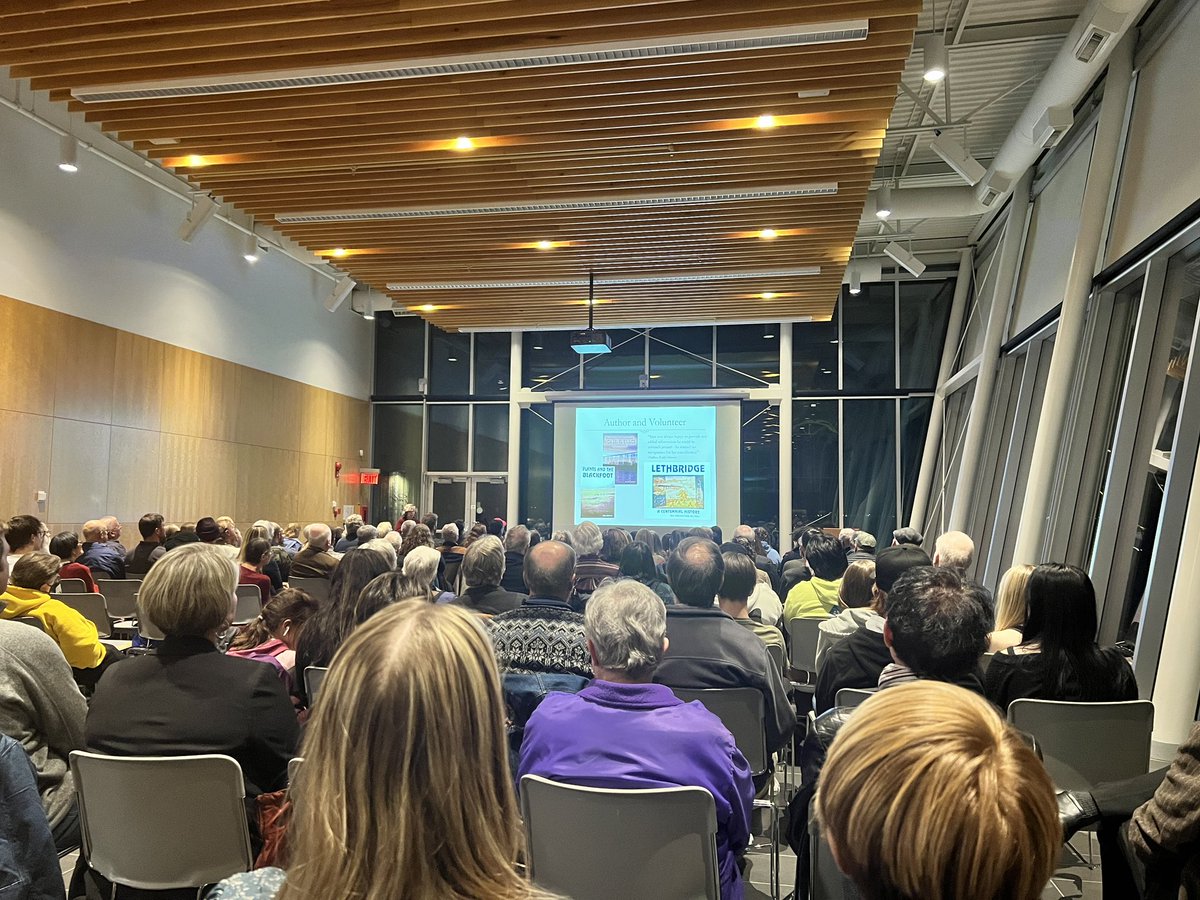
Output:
[1,551,108,676]
[783,535,847,622]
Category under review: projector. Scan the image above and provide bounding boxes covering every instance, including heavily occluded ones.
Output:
[570,328,612,355]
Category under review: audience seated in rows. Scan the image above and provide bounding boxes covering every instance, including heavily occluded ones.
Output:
[717,550,785,674]
[988,563,1035,652]
[817,682,1059,900]
[489,541,591,679]
[453,536,526,616]
[500,524,532,595]
[655,537,796,756]
[618,540,676,605]
[78,517,126,579]
[519,579,754,900]
[49,530,97,592]
[210,601,556,900]
[289,523,338,579]
[125,512,166,575]
[226,588,319,693]
[783,534,847,621]
[985,563,1138,710]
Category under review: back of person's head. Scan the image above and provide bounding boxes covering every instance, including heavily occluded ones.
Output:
[462,522,486,546]
[241,537,271,567]
[584,580,667,681]
[528,529,542,548]
[487,517,505,537]
[303,522,331,548]
[283,602,528,900]
[463,535,505,588]
[355,571,427,624]
[376,522,392,537]
[839,559,876,609]
[892,526,924,547]
[10,552,60,591]
[853,532,876,553]
[718,551,757,604]
[873,545,932,608]
[385,531,403,550]
[503,524,531,554]
[5,515,43,552]
[402,545,441,586]
[994,564,1036,632]
[421,512,439,531]
[667,537,724,608]
[805,535,848,581]
[572,521,603,556]
[81,520,103,542]
[549,529,574,548]
[344,514,363,536]
[933,530,975,570]
[732,524,754,543]
[600,528,631,564]
[754,526,772,548]
[817,681,1058,900]
[688,526,715,542]
[885,566,990,681]
[838,527,856,548]
[1024,563,1116,699]
[399,523,433,559]
[329,547,393,610]
[360,538,398,570]
[618,541,658,583]
[228,587,320,652]
[139,543,236,637]
[356,524,379,544]
[138,513,164,540]
[710,525,723,545]
[400,519,417,537]
[195,516,221,544]
[441,523,460,545]
[525,540,576,599]
[634,528,662,554]
[48,531,79,562]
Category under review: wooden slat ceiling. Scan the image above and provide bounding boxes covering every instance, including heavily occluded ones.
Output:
[1,0,919,331]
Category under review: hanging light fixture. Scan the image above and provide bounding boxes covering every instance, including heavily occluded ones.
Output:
[923,35,948,82]
[58,134,78,172]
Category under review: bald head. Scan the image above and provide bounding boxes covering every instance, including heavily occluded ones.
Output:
[524,540,577,600]
[933,531,975,570]
[305,522,332,550]
[733,524,755,542]
[667,537,725,608]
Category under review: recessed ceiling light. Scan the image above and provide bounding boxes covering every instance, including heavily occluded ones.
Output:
[147,137,181,146]
[331,247,347,257]
[761,292,777,300]
[755,113,778,130]
[536,240,554,251]
[453,136,476,151]
[796,88,832,99]
[421,304,436,312]
[186,154,207,167]
[758,228,779,241]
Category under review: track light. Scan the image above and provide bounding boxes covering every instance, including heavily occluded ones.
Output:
[242,231,260,263]
[923,35,948,83]
[875,184,893,220]
[324,276,356,313]
[849,267,862,295]
[177,194,218,243]
[58,134,78,172]
[930,131,986,186]
[763,324,776,339]
[883,242,926,278]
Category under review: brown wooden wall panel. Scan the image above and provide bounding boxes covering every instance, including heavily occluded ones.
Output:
[0,293,370,549]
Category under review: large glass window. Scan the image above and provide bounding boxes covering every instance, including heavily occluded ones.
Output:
[649,326,713,388]
[793,310,839,392]
[426,404,469,471]
[582,328,645,390]
[741,401,779,531]
[520,405,554,532]
[899,397,934,525]
[843,284,896,392]
[899,280,954,389]
[472,404,509,471]
[372,403,424,522]
[843,398,897,539]
[374,316,424,396]
[473,332,511,398]
[428,328,470,395]
[717,324,780,388]
[792,399,839,531]
[523,330,579,390]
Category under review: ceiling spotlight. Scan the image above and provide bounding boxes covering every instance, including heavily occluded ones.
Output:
[421,303,436,312]
[754,113,777,130]
[447,355,458,362]
[532,342,544,350]
[242,231,260,263]
[453,136,476,151]
[849,267,862,295]
[58,134,78,172]
[923,35,948,82]
[186,154,207,168]
[177,194,218,243]
[875,183,893,220]
[331,247,347,257]
[930,131,986,185]
[536,240,554,251]
[761,292,777,300]
[758,228,779,241]
[883,241,927,278]
[763,325,776,339]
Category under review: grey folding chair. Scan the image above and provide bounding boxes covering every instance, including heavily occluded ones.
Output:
[289,577,330,604]
[136,601,166,643]
[61,592,113,638]
[521,774,720,900]
[95,579,139,620]
[232,585,264,626]
[55,578,87,594]
[14,616,45,632]
[786,617,822,686]
[304,666,329,705]
[70,751,252,892]
[834,687,877,708]
[672,686,779,897]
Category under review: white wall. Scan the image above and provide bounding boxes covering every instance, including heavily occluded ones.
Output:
[1107,0,1200,264]
[0,96,373,399]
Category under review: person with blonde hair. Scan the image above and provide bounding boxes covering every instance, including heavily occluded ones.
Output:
[817,681,1059,900]
[988,563,1036,652]
[209,601,556,900]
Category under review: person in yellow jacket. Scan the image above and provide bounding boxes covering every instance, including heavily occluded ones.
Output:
[1,551,107,673]
[783,534,848,622]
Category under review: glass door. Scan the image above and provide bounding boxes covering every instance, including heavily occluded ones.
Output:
[472,477,508,527]
[427,477,468,530]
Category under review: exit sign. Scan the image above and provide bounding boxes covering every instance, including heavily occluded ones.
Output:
[360,469,380,485]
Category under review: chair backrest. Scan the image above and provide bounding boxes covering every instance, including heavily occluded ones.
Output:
[95,579,139,619]
[834,687,876,709]
[304,666,329,704]
[56,578,87,594]
[521,774,720,900]
[136,601,166,641]
[671,687,769,776]
[289,576,330,604]
[70,751,252,891]
[14,615,45,632]
[232,585,263,626]
[980,651,996,674]
[787,616,823,675]
[1007,699,1154,791]
[61,592,112,638]
[809,805,862,900]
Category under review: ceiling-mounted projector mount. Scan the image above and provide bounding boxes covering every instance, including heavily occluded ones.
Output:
[571,272,612,355]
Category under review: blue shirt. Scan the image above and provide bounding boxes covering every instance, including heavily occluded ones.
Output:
[518,680,754,900]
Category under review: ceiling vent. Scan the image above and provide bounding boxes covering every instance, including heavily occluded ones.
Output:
[385,267,821,291]
[1072,7,1126,63]
[71,21,868,103]
[277,183,838,224]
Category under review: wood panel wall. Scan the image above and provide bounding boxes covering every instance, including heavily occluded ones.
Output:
[0,293,371,547]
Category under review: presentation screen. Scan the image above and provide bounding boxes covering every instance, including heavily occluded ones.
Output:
[552,402,741,534]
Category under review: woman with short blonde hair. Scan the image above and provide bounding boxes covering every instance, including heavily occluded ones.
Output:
[988,563,1036,652]
[210,601,553,900]
[817,681,1059,900]
[138,542,238,637]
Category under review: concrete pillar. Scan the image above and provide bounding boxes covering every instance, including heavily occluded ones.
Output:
[506,330,522,522]
[778,322,794,543]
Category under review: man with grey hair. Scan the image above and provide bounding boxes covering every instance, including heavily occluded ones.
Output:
[499,524,531,595]
[572,520,618,604]
[847,531,876,564]
[519,579,754,900]
[933,530,975,573]
[334,514,364,552]
[454,535,524,616]
[289,523,339,579]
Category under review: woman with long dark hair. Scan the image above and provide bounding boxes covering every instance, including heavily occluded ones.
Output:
[618,541,675,605]
[984,563,1137,711]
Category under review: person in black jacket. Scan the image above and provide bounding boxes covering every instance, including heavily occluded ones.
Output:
[453,536,526,616]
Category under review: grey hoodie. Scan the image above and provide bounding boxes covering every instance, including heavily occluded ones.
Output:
[0,619,87,827]
[815,607,883,669]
